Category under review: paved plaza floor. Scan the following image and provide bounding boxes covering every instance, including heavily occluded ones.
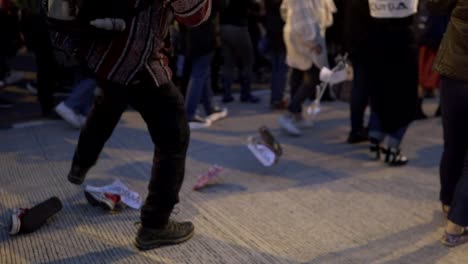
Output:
[0,93,464,263]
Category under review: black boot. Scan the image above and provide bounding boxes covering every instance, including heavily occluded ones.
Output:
[67,164,91,185]
[135,220,195,250]
[385,147,408,166]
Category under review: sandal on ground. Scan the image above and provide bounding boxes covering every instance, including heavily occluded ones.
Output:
[440,229,468,247]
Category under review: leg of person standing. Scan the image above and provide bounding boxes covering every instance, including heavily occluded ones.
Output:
[185,53,214,128]
[439,77,468,221]
[348,60,369,144]
[20,12,57,116]
[220,25,237,103]
[270,51,288,109]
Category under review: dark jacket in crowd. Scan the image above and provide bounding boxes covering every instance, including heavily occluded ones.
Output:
[220,0,250,27]
[420,14,450,49]
[186,0,225,58]
[264,0,285,53]
[433,0,468,81]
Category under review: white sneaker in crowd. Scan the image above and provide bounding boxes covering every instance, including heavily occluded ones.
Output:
[189,115,211,130]
[55,102,82,129]
[207,107,228,123]
[279,113,302,136]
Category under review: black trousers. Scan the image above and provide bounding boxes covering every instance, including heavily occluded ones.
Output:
[72,72,190,228]
[440,77,468,226]
[20,13,57,115]
[288,66,320,114]
[350,61,370,133]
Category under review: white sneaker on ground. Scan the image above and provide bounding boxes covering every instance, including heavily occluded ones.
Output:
[55,102,82,129]
[207,107,228,123]
[279,114,302,136]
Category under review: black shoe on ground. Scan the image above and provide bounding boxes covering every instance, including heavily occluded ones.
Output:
[0,97,14,109]
[347,129,369,144]
[67,165,90,185]
[240,95,260,103]
[135,220,195,250]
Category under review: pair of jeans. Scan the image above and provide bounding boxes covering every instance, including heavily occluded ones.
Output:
[72,71,190,228]
[350,61,370,133]
[439,77,468,226]
[368,111,408,148]
[288,66,320,114]
[220,25,254,100]
[64,78,96,116]
[185,53,215,120]
[270,52,287,104]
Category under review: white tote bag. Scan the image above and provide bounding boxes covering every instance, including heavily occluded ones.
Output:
[368,0,418,18]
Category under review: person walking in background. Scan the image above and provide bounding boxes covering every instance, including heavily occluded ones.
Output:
[185,0,228,129]
[52,0,212,250]
[220,0,261,104]
[278,0,336,136]
[429,0,468,247]
[362,0,419,166]
[264,0,288,110]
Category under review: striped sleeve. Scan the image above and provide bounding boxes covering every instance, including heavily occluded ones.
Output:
[170,0,211,27]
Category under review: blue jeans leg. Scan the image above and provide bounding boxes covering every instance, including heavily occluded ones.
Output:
[64,78,96,115]
[185,53,213,120]
[270,53,287,104]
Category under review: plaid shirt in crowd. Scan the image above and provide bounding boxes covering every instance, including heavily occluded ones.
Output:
[52,0,211,86]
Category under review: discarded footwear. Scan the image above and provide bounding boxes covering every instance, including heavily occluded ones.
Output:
[9,197,63,235]
[135,220,195,250]
[193,165,224,190]
[84,190,121,211]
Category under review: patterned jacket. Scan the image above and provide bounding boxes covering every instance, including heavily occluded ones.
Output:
[52,0,211,86]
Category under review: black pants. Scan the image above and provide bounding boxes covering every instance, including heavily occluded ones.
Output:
[440,77,468,226]
[350,61,370,133]
[288,66,320,114]
[72,72,190,228]
[20,13,57,115]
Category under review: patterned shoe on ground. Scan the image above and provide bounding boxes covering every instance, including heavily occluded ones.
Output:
[135,220,195,250]
[258,126,282,158]
[84,190,121,211]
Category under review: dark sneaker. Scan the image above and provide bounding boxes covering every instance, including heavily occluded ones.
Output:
[135,220,195,250]
[67,165,90,185]
[189,115,211,130]
[0,97,14,109]
[258,126,283,158]
[206,107,228,123]
[9,197,62,235]
[84,190,120,211]
[240,94,260,103]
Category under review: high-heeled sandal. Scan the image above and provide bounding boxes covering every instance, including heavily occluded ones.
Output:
[385,147,408,166]
[369,138,386,160]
